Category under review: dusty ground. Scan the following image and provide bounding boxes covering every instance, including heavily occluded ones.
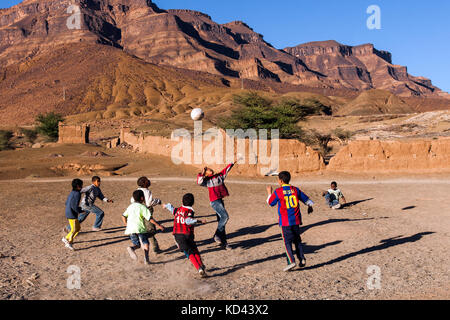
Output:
[0,166,449,300]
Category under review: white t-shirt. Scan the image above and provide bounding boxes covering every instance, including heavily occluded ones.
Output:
[130,188,153,208]
[328,188,344,199]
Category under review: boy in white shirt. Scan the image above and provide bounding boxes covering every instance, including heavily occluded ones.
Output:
[123,190,164,265]
[323,181,347,210]
[130,177,164,254]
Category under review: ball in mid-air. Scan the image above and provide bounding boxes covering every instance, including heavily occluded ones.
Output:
[190,108,204,121]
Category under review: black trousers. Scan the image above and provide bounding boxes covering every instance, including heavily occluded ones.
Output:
[174,233,199,257]
[280,225,305,265]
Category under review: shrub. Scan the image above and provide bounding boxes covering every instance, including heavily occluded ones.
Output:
[333,128,354,144]
[310,130,333,156]
[0,130,13,151]
[20,128,38,144]
[36,112,64,141]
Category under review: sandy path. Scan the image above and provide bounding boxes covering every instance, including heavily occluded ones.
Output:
[0,176,449,300]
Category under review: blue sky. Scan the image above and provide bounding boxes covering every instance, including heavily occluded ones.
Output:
[2,0,449,92]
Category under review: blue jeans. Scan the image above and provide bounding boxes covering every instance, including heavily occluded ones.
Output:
[324,193,339,208]
[68,204,105,230]
[130,233,150,247]
[211,199,229,244]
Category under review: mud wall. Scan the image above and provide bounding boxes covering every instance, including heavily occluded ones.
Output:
[120,128,325,176]
[328,138,450,172]
[120,129,450,175]
[58,124,90,144]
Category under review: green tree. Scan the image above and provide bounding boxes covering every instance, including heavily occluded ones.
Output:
[218,93,324,141]
[36,112,64,141]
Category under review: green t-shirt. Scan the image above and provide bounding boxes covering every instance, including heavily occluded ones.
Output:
[123,203,152,235]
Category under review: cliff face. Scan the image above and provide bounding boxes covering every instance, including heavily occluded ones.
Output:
[284,41,446,98]
[0,0,448,99]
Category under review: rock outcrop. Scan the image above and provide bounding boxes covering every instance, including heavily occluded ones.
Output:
[0,0,448,99]
[327,138,450,172]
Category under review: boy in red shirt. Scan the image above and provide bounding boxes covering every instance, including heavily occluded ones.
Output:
[197,162,235,249]
[163,193,207,277]
[267,171,314,272]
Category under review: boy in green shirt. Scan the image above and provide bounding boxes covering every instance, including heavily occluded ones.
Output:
[122,190,164,265]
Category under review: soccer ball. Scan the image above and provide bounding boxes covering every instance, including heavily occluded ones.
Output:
[190,108,204,121]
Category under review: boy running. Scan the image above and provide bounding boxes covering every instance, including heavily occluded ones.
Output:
[197,162,235,249]
[65,176,113,232]
[62,179,85,251]
[266,171,314,272]
[322,181,347,210]
[130,177,163,254]
[123,190,165,265]
[163,193,207,277]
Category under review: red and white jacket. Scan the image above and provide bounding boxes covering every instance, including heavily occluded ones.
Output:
[197,163,234,202]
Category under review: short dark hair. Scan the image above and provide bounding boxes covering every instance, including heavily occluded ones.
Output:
[278,171,291,184]
[331,181,338,187]
[92,176,101,183]
[72,179,83,190]
[133,190,145,203]
[182,193,195,207]
[137,177,149,188]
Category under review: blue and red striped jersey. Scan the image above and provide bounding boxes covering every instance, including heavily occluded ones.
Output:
[267,184,314,227]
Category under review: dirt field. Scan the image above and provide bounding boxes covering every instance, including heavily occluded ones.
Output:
[0,168,449,300]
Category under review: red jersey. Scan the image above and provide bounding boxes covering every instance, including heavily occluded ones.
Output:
[172,206,196,235]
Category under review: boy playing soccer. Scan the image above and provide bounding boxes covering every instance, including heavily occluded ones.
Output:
[163,193,207,277]
[65,176,114,232]
[62,179,85,251]
[197,162,235,249]
[123,190,165,265]
[266,171,314,272]
[130,177,163,254]
[322,181,347,210]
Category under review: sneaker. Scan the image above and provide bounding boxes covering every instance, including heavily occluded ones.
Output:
[61,237,69,246]
[92,227,102,232]
[299,258,307,268]
[127,247,138,261]
[283,263,296,272]
[213,235,222,244]
[66,243,75,251]
[144,260,151,265]
[224,244,233,251]
[332,204,341,210]
[199,268,208,278]
[63,226,70,233]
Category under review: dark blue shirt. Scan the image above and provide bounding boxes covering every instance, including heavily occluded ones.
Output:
[65,190,83,219]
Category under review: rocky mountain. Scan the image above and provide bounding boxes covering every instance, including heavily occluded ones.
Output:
[284,41,448,98]
[1,0,448,100]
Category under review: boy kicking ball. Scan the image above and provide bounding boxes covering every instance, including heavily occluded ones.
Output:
[123,190,165,265]
[266,171,314,272]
